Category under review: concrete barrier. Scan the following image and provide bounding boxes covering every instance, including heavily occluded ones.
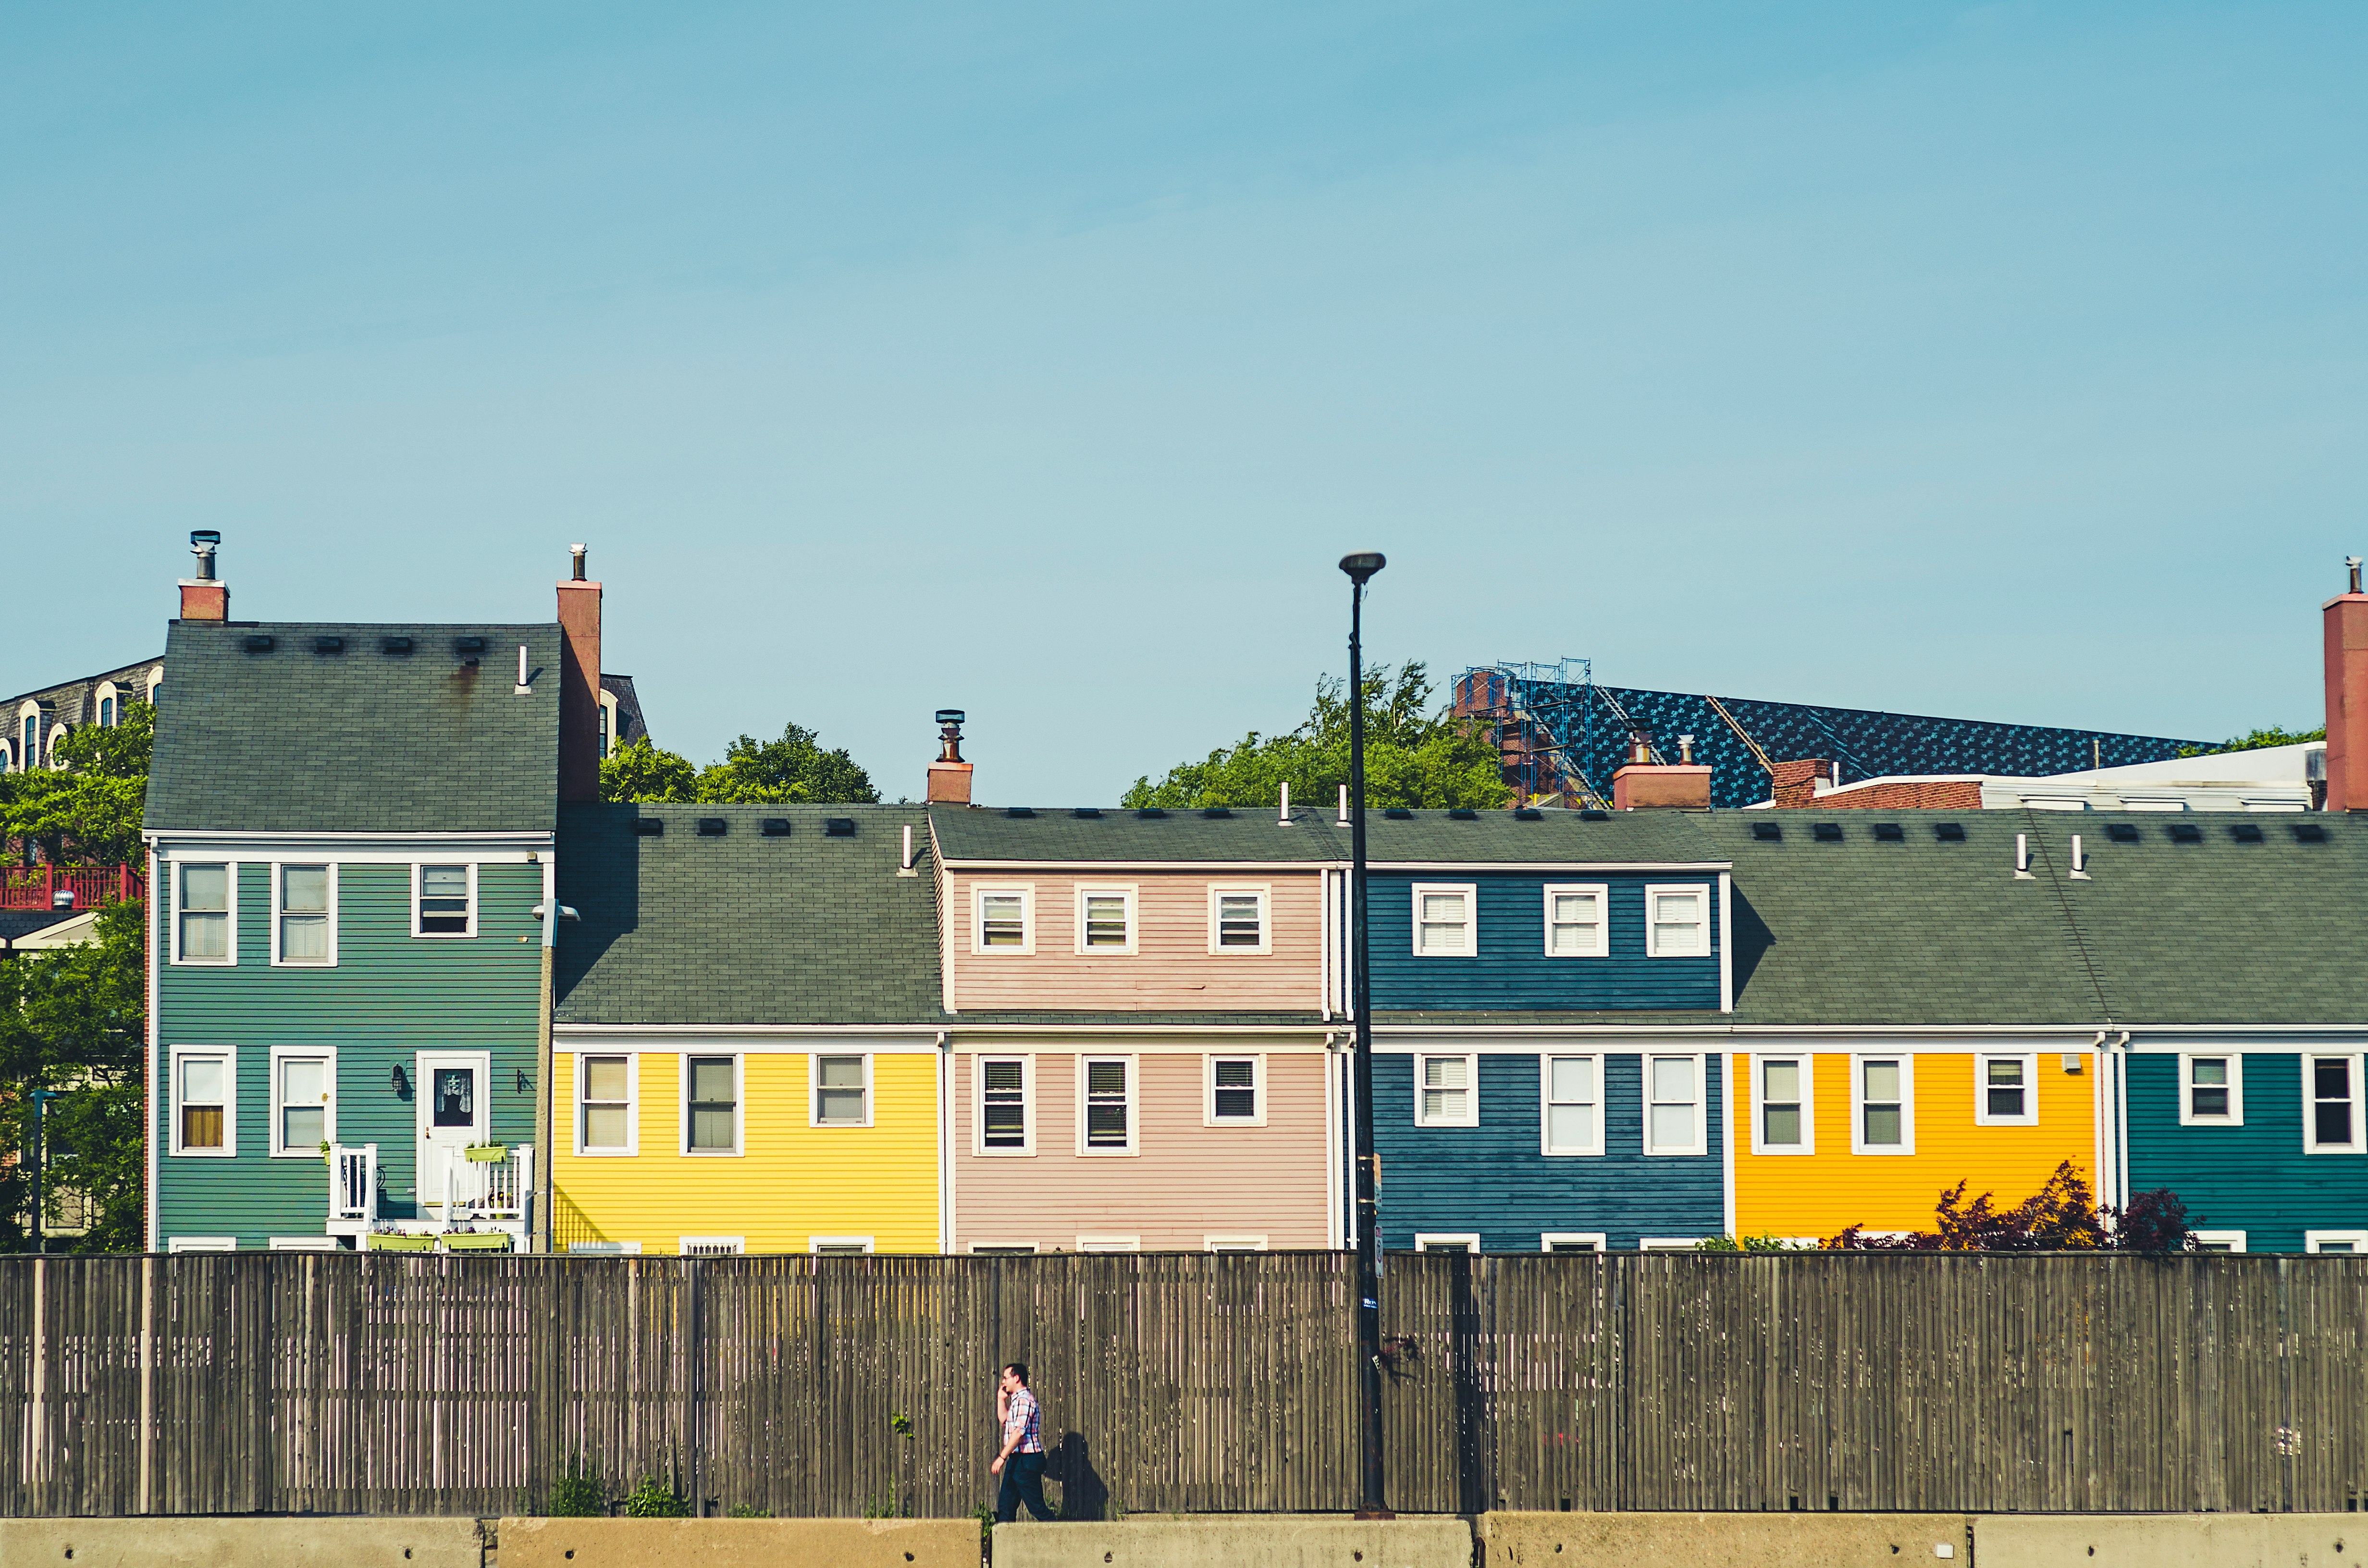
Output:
[991,1514,1474,1568]
[1478,1511,1975,1566]
[495,1516,979,1568]
[1974,1512,2363,1567]
[0,1517,488,1568]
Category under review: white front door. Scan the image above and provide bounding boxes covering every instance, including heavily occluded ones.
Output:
[416,1051,490,1207]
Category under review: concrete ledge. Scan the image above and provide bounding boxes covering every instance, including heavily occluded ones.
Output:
[1479,1511,1974,1566]
[496,1517,979,1568]
[1974,1512,2363,1567]
[991,1515,1473,1568]
[0,1517,488,1568]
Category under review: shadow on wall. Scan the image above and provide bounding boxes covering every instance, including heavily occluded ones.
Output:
[1050,1432,1108,1520]
[1728,887,1775,1000]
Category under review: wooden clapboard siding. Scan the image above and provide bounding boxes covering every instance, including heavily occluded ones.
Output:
[550,1049,941,1254]
[6,1252,2368,1518]
[2127,1050,2368,1252]
[1367,871,1721,1012]
[152,860,545,1247]
[950,1050,1332,1251]
[944,869,1325,1012]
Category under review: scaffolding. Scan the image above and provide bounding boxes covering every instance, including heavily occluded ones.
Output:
[1452,658,1613,808]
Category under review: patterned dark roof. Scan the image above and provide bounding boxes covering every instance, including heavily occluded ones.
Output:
[144,620,562,834]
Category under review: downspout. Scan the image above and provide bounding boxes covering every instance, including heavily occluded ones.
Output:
[145,839,161,1253]
[2112,1029,2133,1210]
[937,1031,952,1254]
[535,855,556,1253]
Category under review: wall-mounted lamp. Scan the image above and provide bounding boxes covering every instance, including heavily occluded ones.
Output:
[515,1068,530,1093]
[390,1063,409,1096]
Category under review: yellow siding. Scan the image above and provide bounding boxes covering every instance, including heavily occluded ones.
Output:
[1734,1053,2097,1241]
[552,1051,940,1254]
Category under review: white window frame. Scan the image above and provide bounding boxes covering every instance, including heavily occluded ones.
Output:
[1073,884,1139,956]
[1076,1054,1140,1156]
[2179,1052,2245,1127]
[1204,1053,1267,1127]
[167,1236,237,1253]
[974,1054,1035,1156]
[1206,883,1274,956]
[170,860,238,967]
[810,1052,875,1128]
[680,1236,746,1256]
[575,1052,639,1157]
[1973,1052,2041,1128]
[2189,1230,2247,1253]
[680,1053,745,1158]
[973,883,1036,956]
[1750,1054,1814,1155]
[1410,882,1478,958]
[410,861,478,940]
[1541,883,1609,958]
[1205,1234,1270,1252]
[2306,1231,2368,1254]
[969,1242,1039,1255]
[1076,1235,1141,1253]
[1542,1232,1608,1252]
[147,666,164,705]
[811,1236,875,1255]
[2304,1054,2366,1155]
[1851,1054,1916,1156]
[169,1044,237,1158]
[1643,882,1713,959]
[269,1236,340,1252]
[1639,1237,1706,1252]
[268,861,338,968]
[1414,1052,1480,1128]
[267,1045,336,1158]
[1414,1233,1480,1253]
[94,681,120,727]
[1644,1053,1708,1157]
[1539,1053,1604,1157]
[567,1240,644,1256]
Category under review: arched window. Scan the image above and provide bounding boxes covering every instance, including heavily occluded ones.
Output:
[18,707,38,773]
[598,691,619,759]
[96,681,119,728]
[46,724,69,768]
[147,666,164,705]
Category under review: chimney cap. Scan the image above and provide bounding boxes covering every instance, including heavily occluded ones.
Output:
[570,543,588,582]
[936,709,965,727]
[190,529,221,547]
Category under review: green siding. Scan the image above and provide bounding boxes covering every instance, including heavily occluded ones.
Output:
[2126,1052,2368,1252]
[153,858,545,1248]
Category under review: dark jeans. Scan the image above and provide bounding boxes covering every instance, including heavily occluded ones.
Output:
[996,1450,1053,1522]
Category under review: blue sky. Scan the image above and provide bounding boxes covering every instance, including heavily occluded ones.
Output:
[5,4,2362,802]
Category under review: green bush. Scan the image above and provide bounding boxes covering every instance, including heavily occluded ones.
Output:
[622,1475,693,1518]
[725,1503,770,1519]
[549,1470,606,1517]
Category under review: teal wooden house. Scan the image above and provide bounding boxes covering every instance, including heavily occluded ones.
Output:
[142,558,604,1252]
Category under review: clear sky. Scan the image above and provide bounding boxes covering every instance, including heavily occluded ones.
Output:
[5,4,2362,803]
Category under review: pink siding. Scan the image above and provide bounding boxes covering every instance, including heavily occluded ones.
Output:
[944,869,1327,1013]
[950,1050,1334,1251]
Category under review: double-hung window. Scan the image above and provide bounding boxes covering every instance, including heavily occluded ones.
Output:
[579,1055,634,1153]
[1542,885,1608,957]
[1755,1056,1811,1153]
[171,1047,234,1155]
[1645,1054,1705,1155]
[978,1057,1032,1152]
[1415,1053,1478,1127]
[1853,1056,1913,1154]
[975,886,1034,954]
[273,864,334,966]
[1644,884,1711,958]
[1206,1056,1263,1126]
[1974,1054,2039,1127]
[685,1056,740,1155]
[175,862,233,964]
[1412,884,1476,957]
[271,1051,333,1155]
[813,1055,870,1126]
[1080,1056,1136,1153]
[1208,885,1270,954]
[415,864,474,937]
[2179,1054,2243,1126]
[1541,1054,1601,1155]
[1076,887,1136,955]
[2306,1055,2365,1154]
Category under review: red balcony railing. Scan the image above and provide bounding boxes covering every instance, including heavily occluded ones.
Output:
[0,866,145,912]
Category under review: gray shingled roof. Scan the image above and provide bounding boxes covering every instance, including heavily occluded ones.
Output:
[554,803,945,1026]
[144,620,562,834]
[930,804,1346,862]
[1363,808,1725,865]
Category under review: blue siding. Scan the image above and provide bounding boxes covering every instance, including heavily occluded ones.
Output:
[1368,872,1719,1011]
[2127,1052,2368,1253]
[1372,1051,1726,1250]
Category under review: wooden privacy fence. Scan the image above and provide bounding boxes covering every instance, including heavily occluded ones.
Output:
[2,1251,2365,1518]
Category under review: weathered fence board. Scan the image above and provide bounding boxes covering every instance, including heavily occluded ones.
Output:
[3,1252,2365,1518]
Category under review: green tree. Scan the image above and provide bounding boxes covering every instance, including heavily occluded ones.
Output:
[1123,663,1510,812]
[2177,724,2326,759]
[0,702,152,866]
[0,900,149,1251]
[599,738,700,803]
[601,723,879,806]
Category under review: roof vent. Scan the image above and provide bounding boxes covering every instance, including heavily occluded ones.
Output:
[313,636,343,654]
[824,818,856,837]
[381,637,413,655]
[760,819,791,837]
[1134,807,1167,819]
[1071,808,1104,819]
[242,634,274,653]
[1200,807,1233,819]
[1447,808,1478,821]
[453,637,486,657]
[1383,807,1414,820]
[2106,823,2140,844]
[1873,822,1904,842]
[1751,821,1782,842]
[1004,807,1036,819]
[1579,808,1609,822]
[2229,822,2264,844]
[1812,822,1843,842]
[1935,822,1966,842]
[1514,808,1543,821]
[2168,822,2202,844]
[632,818,663,837]
[2294,822,2329,844]
[697,818,727,837]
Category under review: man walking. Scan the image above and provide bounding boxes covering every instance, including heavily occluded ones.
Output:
[991,1362,1054,1523]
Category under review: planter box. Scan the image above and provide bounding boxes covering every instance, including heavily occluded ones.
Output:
[442,1232,513,1252]
[465,1145,510,1163]
[366,1233,437,1253]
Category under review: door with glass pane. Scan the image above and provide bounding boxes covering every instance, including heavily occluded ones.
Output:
[415,1050,490,1206]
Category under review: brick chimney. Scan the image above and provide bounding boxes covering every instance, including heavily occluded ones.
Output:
[557,544,603,804]
[2326,555,2368,811]
[1611,731,1712,809]
[179,530,227,621]
[926,710,974,804]
[1769,758,1834,808]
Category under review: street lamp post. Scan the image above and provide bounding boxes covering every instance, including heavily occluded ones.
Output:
[1337,550,1388,1518]
[28,1088,58,1255]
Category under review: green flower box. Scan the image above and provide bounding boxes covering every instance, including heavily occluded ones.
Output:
[442,1232,513,1253]
[366,1233,436,1253]
[464,1145,509,1163]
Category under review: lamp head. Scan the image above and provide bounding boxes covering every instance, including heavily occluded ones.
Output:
[1338,552,1387,586]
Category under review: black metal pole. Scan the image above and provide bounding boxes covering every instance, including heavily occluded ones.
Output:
[1339,551,1388,1518]
[29,1090,46,1256]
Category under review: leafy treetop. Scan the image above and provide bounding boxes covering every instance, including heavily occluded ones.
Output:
[1823,1162,2194,1253]
[0,701,152,867]
[2177,724,2325,759]
[600,720,879,806]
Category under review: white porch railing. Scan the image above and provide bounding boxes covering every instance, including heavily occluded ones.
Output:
[326,1144,378,1237]
[429,1145,534,1232]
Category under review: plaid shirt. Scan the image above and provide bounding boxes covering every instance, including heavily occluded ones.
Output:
[1002,1386,1043,1454]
